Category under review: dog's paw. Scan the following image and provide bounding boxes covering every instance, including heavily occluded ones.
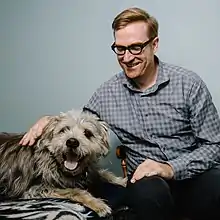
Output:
[98,169,128,187]
[119,177,128,187]
[96,203,112,217]
[113,176,128,187]
[91,199,112,217]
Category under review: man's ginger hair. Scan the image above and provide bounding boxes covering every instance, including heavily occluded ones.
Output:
[112,7,159,39]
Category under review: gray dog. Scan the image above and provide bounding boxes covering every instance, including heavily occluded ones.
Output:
[0,110,126,217]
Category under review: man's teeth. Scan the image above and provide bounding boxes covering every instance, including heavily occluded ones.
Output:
[127,63,139,67]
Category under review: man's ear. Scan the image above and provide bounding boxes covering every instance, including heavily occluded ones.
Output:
[153,36,159,54]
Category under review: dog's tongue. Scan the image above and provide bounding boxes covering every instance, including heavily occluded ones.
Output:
[64,161,78,170]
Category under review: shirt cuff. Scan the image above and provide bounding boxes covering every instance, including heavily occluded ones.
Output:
[166,158,190,180]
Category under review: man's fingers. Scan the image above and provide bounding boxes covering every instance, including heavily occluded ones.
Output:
[131,170,159,183]
[19,129,37,146]
[32,125,41,136]
[26,131,37,146]
[22,134,32,146]
[19,133,28,145]
[36,129,42,137]
[131,173,145,183]
[131,169,145,183]
[145,171,158,177]
[28,138,36,146]
[18,117,50,146]
[130,168,139,183]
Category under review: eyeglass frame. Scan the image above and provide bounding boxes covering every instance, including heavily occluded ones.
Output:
[111,36,156,55]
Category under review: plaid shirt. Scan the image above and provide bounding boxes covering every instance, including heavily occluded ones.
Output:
[83,57,220,180]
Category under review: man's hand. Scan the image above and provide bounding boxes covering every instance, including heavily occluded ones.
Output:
[131,159,174,183]
[19,115,51,146]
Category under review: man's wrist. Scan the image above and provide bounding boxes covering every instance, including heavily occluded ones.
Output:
[162,163,174,179]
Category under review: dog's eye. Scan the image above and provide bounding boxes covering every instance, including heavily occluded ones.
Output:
[59,126,70,133]
[84,129,94,139]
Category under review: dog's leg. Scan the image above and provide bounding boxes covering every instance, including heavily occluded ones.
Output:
[98,169,127,187]
[48,188,111,217]
[22,185,52,199]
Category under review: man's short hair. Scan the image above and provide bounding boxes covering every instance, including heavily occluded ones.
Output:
[112,7,159,38]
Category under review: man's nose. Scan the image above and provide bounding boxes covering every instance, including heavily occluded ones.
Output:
[122,50,135,62]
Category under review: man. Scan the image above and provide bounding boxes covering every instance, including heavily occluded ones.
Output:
[20,7,220,220]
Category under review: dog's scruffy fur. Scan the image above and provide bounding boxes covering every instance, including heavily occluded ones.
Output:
[0,110,126,217]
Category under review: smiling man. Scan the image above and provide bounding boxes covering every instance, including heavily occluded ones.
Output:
[111,17,158,90]
[20,7,220,220]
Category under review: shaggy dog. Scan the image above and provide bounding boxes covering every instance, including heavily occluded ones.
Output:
[0,110,126,217]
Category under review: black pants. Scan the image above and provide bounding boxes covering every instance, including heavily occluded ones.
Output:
[125,167,220,220]
[89,180,126,219]
[91,167,220,220]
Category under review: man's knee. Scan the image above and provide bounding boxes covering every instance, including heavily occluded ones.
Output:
[126,176,175,219]
[190,168,220,203]
[126,176,173,204]
[181,168,220,220]
[197,168,220,212]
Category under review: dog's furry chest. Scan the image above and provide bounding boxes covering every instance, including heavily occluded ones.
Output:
[60,171,90,190]
[59,168,104,193]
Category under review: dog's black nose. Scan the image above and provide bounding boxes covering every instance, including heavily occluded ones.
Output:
[66,138,79,148]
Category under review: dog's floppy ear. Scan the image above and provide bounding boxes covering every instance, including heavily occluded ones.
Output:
[98,119,110,156]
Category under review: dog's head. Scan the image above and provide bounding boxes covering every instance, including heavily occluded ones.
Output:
[38,109,110,176]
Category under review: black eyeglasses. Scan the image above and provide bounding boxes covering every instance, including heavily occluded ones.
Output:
[111,37,155,55]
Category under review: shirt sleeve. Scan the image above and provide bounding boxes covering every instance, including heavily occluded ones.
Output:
[83,89,101,118]
[168,79,220,180]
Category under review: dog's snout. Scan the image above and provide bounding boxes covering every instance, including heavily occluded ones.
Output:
[66,138,79,148]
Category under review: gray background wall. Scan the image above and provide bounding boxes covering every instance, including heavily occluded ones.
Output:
[0,0,220,174]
